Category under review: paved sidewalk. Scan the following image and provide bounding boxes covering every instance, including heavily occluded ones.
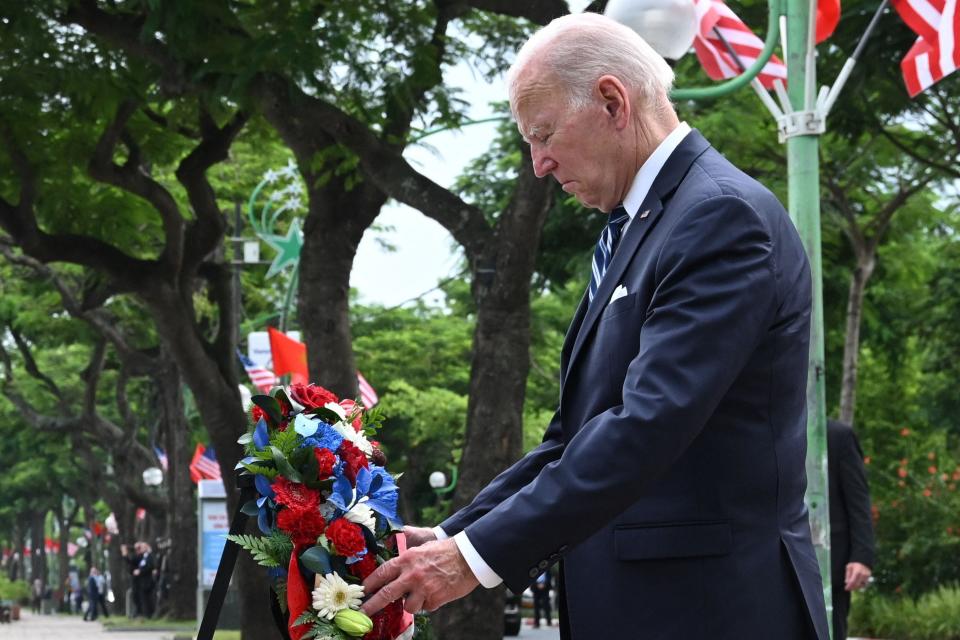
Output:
[0,612,175,640]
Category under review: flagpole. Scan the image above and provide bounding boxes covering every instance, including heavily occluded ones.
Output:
[782,0,832,632]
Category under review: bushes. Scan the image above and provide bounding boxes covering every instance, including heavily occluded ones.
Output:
[849,584,960,640]
[0,575,30,603]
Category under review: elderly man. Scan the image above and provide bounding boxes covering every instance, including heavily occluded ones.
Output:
[363,12,829,639]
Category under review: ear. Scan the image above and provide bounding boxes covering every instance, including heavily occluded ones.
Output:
[596,75,631,130]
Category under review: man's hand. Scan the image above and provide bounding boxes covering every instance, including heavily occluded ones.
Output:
[361,538,480,615]
[844,562,872,591]
[402,526,438,548]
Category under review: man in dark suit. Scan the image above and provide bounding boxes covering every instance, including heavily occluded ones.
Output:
[362,12,829,639]
[828,419,875,640]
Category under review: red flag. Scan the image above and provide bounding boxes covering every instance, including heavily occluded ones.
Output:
[816,0,841,43]
[286,549,312,640]
[268,327,308,385]
[893,0,959,96]
[693,0,788,89]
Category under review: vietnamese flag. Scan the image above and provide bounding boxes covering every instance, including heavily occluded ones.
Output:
[268,326,308,385]
[816,0,840,43]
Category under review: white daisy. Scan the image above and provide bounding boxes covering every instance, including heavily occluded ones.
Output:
[312,573,364,620]
[345,501,376,532]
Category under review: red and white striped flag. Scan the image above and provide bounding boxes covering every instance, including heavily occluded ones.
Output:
[692,0,788,89]
[238,350,277,393]
[189,443,222,483]
[357,371,379,408]
[893,0,959,96]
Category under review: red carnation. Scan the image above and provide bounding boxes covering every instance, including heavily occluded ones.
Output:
[272,477,321,511]
[277,506,326,547]
[325,518,366,557]
[338,440,369,483]
[290,383,338,409]
[348,553,378,580]
[251,405,266,424]
[314,447,337,480]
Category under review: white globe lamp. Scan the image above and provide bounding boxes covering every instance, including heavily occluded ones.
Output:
[604,0,699,61]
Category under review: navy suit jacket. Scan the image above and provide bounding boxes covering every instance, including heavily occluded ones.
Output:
[441,130,829,639]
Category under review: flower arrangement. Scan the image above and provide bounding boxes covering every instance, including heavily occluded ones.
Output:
[228,383,413,640]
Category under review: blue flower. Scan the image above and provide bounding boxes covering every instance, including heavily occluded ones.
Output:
[356,466,401,528]
[300,421,344,453]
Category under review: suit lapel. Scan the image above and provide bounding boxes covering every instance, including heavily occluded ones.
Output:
[559,130,712,398]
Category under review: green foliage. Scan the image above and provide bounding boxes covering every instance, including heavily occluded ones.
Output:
[849,584,960,640]
[0,575,30,603]
[225,531,292,569]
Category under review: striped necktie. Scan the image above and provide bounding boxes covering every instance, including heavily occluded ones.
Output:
[588,206,630,304]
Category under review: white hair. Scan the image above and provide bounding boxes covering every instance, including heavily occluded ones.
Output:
[507,12,675,114]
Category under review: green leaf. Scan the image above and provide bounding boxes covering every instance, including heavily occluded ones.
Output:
[252,394,283,424]
[226,534,282,568]
[240,500,260,516]
[270,445,302,482]
[299,545,333,576]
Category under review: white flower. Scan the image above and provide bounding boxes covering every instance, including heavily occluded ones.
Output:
[345,501,376,532]
[312,573,364,620]
[334,420,373,456]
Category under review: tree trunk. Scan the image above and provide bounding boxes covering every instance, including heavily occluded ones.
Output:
[839,254,875,426]
[298,183,384,398]
[28,511,46,592]
[431,159,553,640]
[141,284,278,639]
[158,352,198,620]
[56,504,76,612]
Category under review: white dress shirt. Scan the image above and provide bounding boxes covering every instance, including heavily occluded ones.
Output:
[436,121,693,589]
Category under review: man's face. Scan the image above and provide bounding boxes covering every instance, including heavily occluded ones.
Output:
[514,79,620,212]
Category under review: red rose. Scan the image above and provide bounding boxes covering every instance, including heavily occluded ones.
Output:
[325,518,366,557]
[277,506,326,547]
[314,447,337,480]
[272,477,321,511]
[338,440,369,483]
[348,553,378,580]
[290,383,338,409]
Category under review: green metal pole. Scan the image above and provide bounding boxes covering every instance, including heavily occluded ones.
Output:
[784,0,832,633]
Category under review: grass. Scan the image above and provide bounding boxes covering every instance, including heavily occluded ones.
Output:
[171,633,238,640]
[100,616,197,631]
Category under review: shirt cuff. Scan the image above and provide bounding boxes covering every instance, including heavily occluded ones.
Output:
[453,531,503,588]
[432,526,449,541]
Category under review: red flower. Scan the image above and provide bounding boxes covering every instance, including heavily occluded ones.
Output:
[348,553,378,580]
[929,465,938,475]
[272,477,321,511]
[277,507,326,547]
[325,518,366,557]
[898,467,908,478]
[314,448,337,480]
[863,456,871,465]
[900,427,911,437]
[923,488,933,497]
[290,383,338,409]
[339,440,369,483]
[251,406,266,424]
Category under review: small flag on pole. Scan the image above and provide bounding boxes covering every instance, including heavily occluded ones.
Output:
[692,0,788,89]
[893,0,959,97]
[357,372,379,408]
[238,349,278,392]
[189,443,222,483]
[268,327,309,385]
[153,445,169,471]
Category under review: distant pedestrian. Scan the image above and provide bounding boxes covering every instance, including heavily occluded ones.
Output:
[83,567,109,621]
[532,570,552,628]
[31,578,42,615]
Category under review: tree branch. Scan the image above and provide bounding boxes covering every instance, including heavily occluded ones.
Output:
[463,0,569,25]
[8,327,64,401]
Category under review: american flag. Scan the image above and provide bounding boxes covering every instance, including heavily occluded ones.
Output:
[692,0,788,89]
[153,445,168,471]
[357,371,379,408]
[189,443,222,483]
[893,0,959,96]
[238,349,277,392]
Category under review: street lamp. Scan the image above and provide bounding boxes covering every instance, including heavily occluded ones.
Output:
[142,467,164,487]
[604,0,698,60]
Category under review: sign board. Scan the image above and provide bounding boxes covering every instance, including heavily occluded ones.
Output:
[247,330,301,368]
[198,479,228,588]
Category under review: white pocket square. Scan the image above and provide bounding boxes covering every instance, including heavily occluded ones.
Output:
[609,284,628,304]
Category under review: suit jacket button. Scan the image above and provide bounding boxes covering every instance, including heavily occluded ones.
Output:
[529,568,539,578]
[538,560,548,569]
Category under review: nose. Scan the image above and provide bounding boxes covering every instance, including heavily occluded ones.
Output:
[531,145,556,178]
